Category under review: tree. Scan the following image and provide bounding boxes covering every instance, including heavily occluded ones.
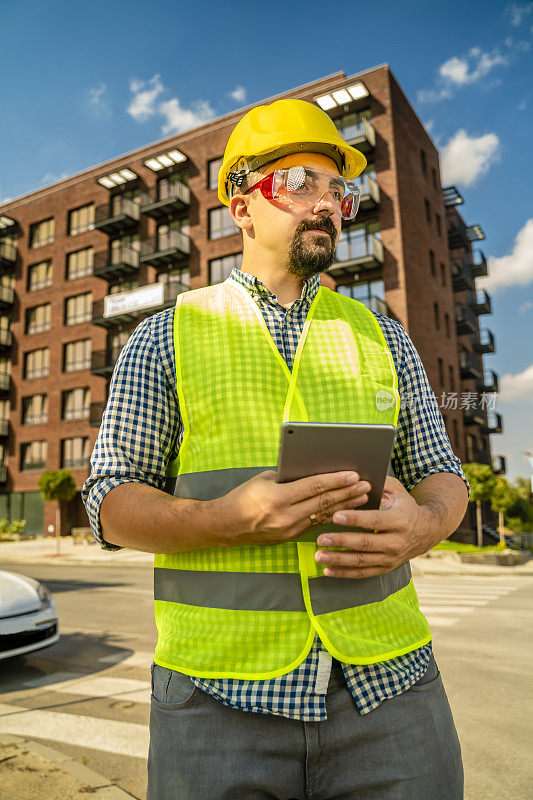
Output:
[489,476,516,546]
[38,470,77,555]
[462,463,497,548]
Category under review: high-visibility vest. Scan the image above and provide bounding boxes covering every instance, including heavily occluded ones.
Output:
[154,278,432,679]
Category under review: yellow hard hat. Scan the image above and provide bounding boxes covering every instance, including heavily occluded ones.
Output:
[218,98,367,205]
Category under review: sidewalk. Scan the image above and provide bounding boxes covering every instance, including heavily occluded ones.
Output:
[0,735,136,799]
[1,536,532,577]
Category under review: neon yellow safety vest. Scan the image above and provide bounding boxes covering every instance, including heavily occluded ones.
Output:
[154,278,432,679]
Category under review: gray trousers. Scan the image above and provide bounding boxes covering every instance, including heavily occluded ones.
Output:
[147,653,463,800]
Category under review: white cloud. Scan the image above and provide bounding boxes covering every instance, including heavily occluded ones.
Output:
[506,2,533,26]
[440,129,499,186]
[87,82,111,118]
[127,75,164,121]
[160,98,215,134]
[40,171,71,186]
[500,363,533,402]
[519,300,533,313]
[518,98,528,110]
[479,219,533,291]
[229,86,246,103]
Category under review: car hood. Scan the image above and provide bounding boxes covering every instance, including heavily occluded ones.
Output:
[0,571,42,619]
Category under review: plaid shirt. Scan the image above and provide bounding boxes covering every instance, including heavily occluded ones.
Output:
[82,267,469,720]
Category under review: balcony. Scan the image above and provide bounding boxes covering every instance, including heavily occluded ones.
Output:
[0,418,8,437]
[470,446,491,465]
[482,412,503,435]
[470,289,491,315]
[0,329,13,351]
[451,259,474,293]
[358,174,380,210]
[94,246,140,281]
[473,328,495,354]
[459,349,482,381]
[492,455,506,475]
[0,286,14,309]
[442,186,464,208]
[463,406,485,426]
[139,229,190,268]
[63,459,90,470]
[477,369,499,394]
[448,223,485,250]
[140,182,190,220]
[91,347,125,375]
[94,197,140,234]
[328,234,384,279]
[0,240,17,268]
[92,279,189,328]
[470,250,488,279]
[343,117,376,152]
[358,295,390,316]
[0,463,6,482]
[0,373,10,394]
[89,401,107,426]
[455,305,477,336]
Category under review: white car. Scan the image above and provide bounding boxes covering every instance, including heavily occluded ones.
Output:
[0,570,59,660]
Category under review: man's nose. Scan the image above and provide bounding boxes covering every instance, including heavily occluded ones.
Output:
[312,189,339,216]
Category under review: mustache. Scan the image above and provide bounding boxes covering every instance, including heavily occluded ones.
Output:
[297,216,337,239]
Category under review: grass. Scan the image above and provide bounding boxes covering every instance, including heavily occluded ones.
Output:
[432,541,507,553]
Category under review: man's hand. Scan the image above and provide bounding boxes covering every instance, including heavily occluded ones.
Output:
[314,476,440,578]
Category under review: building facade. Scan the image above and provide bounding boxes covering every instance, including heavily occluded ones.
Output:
[0,65,504,541]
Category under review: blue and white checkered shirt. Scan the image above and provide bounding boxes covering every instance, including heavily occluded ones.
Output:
[82,267,469,720]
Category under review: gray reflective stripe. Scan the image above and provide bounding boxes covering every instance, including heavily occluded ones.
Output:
[309,561,412,615]
[154,568,306,612]
[164,466,275,499]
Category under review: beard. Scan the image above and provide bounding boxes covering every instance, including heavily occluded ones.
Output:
[286,215,338,280]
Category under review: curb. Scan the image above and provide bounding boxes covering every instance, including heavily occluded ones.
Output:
[0,734,137,798]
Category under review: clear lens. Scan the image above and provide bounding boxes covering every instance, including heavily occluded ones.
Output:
[272,167,360,220]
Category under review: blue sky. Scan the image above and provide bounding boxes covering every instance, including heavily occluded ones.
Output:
[1,0,532,483]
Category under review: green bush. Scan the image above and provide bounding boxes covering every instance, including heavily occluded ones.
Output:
[9,519,26,534]
[0,518,9,534]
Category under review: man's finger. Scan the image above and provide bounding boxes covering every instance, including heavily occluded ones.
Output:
[316,531,404,556]
[287,471,360,503]
[331,508,400,531]
[315,549,397,570]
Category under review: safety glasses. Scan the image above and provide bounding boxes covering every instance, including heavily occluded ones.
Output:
[244,166,360,220]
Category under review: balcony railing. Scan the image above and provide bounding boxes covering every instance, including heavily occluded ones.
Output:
[448,224,485,250]
[357,295,390,316]
[463,406,485,426]
[470,250,488,279]
[89,401,107,426]
[0,329,13,350]
[482,412,503,435]
[469,446,491,465]
[473,328,495,354]
[139,230,190,268]
[0,373,10,393]
[91,347,125,375]
[62,458,90,470]
[451,259,474,293]
[0,240,17,266]
[357,174,380,210]
[492,455,506,475]
[455,305,477,336]
[92,279,189,327]
[342,118,376,151]
[470,289,491,315]
[94,197,140,234]
[328,234,384,279]
[140,182,191,219]
[0,418,9,437]
[459,349,482,381]
[94,246,140,281]
[0,286,14,309]
[477,369,499,394]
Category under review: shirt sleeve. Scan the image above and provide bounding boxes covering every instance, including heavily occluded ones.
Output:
[374,314,471,500]
[81,311,182,550]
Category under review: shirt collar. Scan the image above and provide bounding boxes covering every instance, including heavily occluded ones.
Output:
[229,267,320,308]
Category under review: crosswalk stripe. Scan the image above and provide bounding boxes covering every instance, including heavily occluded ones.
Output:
[99,651,154,667]
[0,702,149,759]
[52,676,150,705]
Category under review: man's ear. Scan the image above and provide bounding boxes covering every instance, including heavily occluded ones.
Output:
[230,195,253,233]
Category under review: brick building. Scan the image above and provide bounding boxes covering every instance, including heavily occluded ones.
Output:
[0,65,505,541]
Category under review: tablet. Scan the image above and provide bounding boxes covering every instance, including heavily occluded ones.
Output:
[276,422,397,541]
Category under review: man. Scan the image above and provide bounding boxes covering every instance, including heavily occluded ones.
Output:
[82,98,469,800]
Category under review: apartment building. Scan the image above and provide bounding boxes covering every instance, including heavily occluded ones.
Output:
[0,64,504,541]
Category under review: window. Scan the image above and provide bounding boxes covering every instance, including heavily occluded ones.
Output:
[424,199,431,224]
[440,262,446,286]
[27,260,52,291]
[444,312,450,338]
[356,162,376,195]
[209,206,239,239]
[209,252,243,284]
[29,218,54,248]
[67,248,93,280]
[21,440,47,471]
[336,221,380,262]
[436,213,442,237]
[22,394,48,425]
[420,149,427,175]
[64,339,91,372]
[333,109,371,142]
[24,348,49,379]
[65,293,92,325]
[109,280,139,295]
[437,357,444,386]
[158,171,189,200]
[449,364,455,392]
[453,419,459,448]
[466,434,476,462]
[337,279,385,301]
[208,158,223,190]
[26,303,51,334]
[68,203,95,235]
[62,387,90,420]
[61,436,90,469]
[429,249,436,276]
[433,301,440,330]
[431,167,437,189]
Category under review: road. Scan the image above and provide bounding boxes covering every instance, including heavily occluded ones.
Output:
[0,561,531,800]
